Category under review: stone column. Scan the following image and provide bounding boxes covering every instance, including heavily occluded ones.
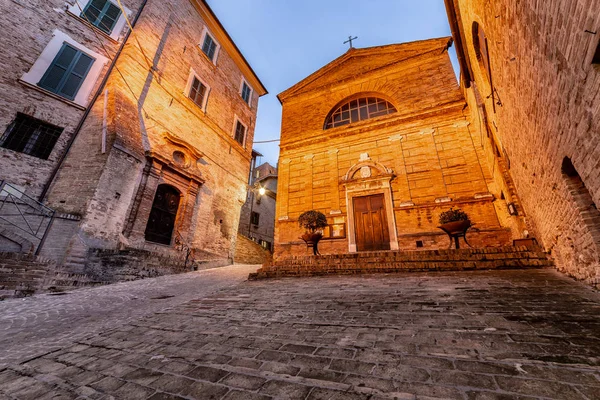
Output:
[127,160,163,246]
[328,149,341,213]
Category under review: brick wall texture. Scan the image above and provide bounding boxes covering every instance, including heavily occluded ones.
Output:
[0,0,142,198]
[274,38,521,260]
[449,0,600,286]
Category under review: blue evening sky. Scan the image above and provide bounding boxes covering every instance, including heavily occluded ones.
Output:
[206,0,458,167]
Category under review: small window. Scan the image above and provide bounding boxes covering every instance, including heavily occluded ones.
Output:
[251,211,260,225]
[0,113,64,159]
[234,120,246,146]
[201,31,218,62]
[82,0,122,34]
[416,240,424,248]
[38,43,95,100]
[241,80,252,104]
[189,76,207,109]
[593,39,600,64]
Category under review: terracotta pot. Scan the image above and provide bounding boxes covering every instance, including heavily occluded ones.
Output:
[301,232,323,255]
[438,220,471,235]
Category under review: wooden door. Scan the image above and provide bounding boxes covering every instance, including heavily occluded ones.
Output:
[353,194,390,251]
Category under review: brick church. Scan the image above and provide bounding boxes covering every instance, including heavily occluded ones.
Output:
[274,38,525,259]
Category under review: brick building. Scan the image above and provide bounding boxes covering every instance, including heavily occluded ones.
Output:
[239,161,278,251]
[445,0,600,286]
[274,38,523,260]
[0,0,266,282]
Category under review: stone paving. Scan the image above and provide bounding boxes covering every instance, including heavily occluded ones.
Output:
[0,264,259,369]
[1,268,600,399]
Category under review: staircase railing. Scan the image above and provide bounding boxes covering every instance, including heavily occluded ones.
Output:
[0,180,56,255]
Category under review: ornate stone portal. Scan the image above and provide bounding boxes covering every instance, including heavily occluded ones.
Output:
[342,153,399,253]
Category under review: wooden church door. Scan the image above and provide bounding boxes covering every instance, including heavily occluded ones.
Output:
[353,194,390,251]
[145,184,181,245]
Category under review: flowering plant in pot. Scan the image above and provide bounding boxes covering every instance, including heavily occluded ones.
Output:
[438,208,471,234]
[298,210,328,255]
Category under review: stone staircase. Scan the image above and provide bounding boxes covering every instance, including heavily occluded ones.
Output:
[249,246,553,279]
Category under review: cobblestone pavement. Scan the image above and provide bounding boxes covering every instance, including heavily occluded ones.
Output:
[0,264,259,369]
[1,268,600,399]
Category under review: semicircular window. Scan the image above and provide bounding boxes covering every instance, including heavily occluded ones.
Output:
[324,97,397,129]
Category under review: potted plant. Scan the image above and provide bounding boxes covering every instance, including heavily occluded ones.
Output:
[438,208,471,234]
[298,210,328,255]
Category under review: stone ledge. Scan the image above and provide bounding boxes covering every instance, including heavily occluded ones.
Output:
[250,247,553,279]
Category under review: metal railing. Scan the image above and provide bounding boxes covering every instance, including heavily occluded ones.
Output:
[0,180,56,255]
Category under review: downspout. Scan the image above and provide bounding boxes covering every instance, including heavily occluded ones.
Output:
[39,0,149,202]
[444,0,473,87]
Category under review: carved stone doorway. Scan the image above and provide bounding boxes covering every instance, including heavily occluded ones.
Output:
[353,194,391,251]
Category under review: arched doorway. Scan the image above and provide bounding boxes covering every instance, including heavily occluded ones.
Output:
[145,184,181,245]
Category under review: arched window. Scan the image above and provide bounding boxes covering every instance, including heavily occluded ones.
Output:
[324,96,397,129]
[472,22,491,85]
[145,184,181,245]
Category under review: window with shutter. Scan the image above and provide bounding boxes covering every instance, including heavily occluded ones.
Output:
[82,0,122,34]
[38,43,95,100]
[234,121,246,145]
[202,34,217,61]
[189,77,207,109]
[241,81,252,104]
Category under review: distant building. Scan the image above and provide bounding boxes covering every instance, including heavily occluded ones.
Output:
[0,0,267,282]
[239,160,277,251]
[274,39,523,259]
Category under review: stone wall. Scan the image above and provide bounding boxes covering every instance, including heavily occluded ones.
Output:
[41,0,265,268]
[447,0,600,286]
[233,233,272,265]
[0,0,142,198]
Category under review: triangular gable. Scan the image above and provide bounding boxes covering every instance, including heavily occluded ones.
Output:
[278,37,452,102]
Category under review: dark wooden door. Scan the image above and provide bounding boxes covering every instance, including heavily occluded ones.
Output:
[145,185,181,245]
[353,194,390,251]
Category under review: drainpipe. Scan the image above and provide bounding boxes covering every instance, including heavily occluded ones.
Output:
[39,0,149,202]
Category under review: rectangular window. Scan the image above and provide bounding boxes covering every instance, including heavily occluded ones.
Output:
[234,120,246,146]
[202,33,218,61]
[189,77,207,109]
[593,40,600,64]
[251,212,260,225]
[0,113,64,159]
[241,81,252,104]
[38,43,95,100]
[82,0,122,34]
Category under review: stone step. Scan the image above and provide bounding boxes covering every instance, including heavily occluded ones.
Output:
[251,246,554,279]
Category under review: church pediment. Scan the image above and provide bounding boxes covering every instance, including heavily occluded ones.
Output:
[278,37,451,101]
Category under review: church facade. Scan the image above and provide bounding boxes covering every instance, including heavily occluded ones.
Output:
[274,38,524,259]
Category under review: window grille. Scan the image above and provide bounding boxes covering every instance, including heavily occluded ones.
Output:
[38,43,95,100]
[202,33,217,61]
[0,113,64,159]
[189,77,207,109]
[241,81,252,104]
[234,121,246,145]
[251,211,260,225]
[82,0,122,34]
[324,97,397,129]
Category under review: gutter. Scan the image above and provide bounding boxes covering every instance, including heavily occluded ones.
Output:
[39,0,149,202]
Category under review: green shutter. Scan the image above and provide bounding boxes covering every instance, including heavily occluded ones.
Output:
[82,0,122,34]
[39,43,96,101]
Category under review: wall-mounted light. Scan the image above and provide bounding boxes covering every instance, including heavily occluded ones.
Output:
[258,187,266,196]
[507,202,518,216]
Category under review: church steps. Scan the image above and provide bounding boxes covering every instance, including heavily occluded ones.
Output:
[250,246,553,279]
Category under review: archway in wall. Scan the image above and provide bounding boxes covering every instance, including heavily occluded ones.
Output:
[144,184,181,245]
[561,157,600,245]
